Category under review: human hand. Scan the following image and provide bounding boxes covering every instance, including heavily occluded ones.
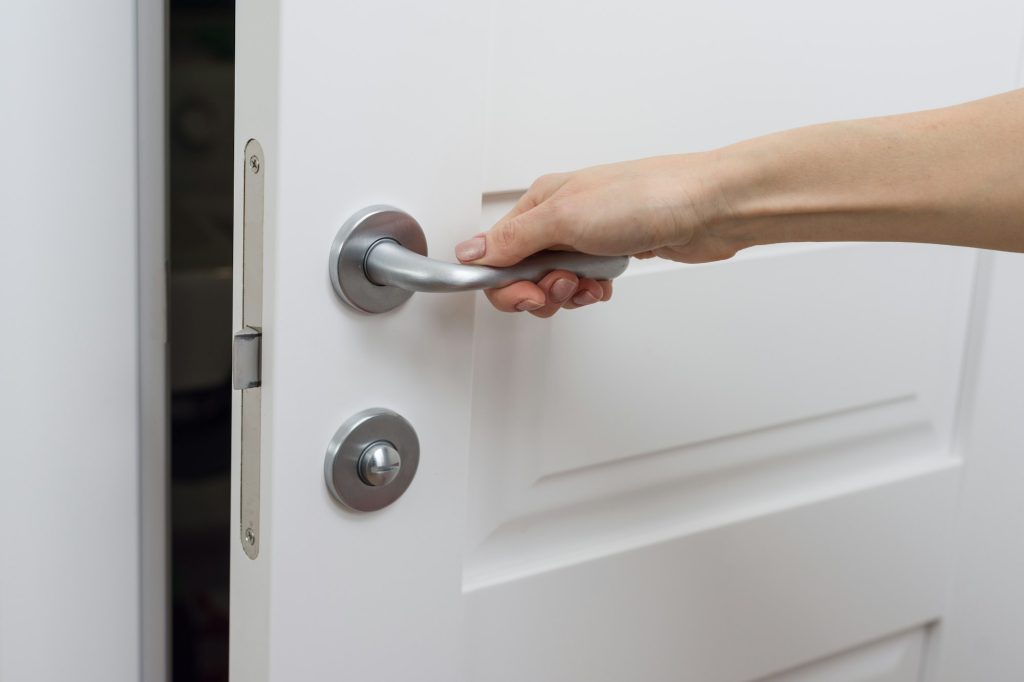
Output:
[454,153,737,316]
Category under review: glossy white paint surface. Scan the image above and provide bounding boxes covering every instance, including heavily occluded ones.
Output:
[762,629,927,682]
[0,1,151,680]
[929,252,1024,682]
[233,1,1024,680]
[232,0,484,679]
[482,0,1023,190]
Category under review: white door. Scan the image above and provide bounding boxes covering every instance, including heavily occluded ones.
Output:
[231,2,1023,680]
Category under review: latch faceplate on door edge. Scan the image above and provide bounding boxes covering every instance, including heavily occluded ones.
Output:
[232,326,262,389]
[233,138,264,560]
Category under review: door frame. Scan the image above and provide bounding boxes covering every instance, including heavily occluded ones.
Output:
[138,0,169,679]
[1,1,167,680]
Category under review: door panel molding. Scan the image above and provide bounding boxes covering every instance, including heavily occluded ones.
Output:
[466,470,955,681]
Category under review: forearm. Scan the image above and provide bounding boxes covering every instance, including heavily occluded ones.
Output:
[710,89,1024,253]
[458,89,1024,314]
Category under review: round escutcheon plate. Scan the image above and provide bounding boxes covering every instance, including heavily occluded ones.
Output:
[324,407,420,512]
[328,205,428,314]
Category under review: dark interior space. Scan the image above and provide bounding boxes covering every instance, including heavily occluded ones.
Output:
[168,1,234,680]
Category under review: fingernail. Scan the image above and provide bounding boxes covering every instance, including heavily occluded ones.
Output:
[515,299,543,312]
[550,278,575,303]
[455,236,486,262]
[572,291,599,306]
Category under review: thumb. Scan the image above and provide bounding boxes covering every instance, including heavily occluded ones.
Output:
[455,205,561,267]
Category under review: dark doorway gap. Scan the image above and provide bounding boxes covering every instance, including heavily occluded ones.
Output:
[168,1,234,680]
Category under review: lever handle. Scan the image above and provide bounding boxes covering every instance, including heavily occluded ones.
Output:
[330,205,629,313]
[365,240,627,293]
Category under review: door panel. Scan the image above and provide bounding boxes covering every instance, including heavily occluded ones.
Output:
[468,241,971,482]
[459,4,1006,671]
[463,213,973,679]
[466,467,954,681]
[465,234,975,581]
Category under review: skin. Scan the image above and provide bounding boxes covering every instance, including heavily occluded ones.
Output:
[454,89,1024,316]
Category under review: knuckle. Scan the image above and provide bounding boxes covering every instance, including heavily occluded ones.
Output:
[493,219,520,252]
[531,172,562,191]
[545,196,568,220]
[540,198,572,238]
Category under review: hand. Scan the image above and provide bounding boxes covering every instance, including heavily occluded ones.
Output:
[454,153,737,316]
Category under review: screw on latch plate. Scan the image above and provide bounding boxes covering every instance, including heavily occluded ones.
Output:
[248,154,260,174]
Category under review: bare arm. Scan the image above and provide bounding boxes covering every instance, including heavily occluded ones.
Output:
[455,89,1024,316]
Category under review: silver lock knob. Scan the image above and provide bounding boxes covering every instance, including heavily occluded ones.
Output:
[357,441,402,486]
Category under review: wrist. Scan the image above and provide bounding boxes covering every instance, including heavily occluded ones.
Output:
[698,145,773,253]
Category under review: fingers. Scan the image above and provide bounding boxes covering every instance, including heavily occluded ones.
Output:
[526,271,581,319]
[482,270,573,315]
[560,278,607,310]
[456,201,563,267]
[456,173,570,268]
[458,171,612,316]
[483,281,546,313]
[483,274,611,316]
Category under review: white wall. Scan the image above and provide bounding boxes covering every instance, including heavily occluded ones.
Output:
[0,1,162,680]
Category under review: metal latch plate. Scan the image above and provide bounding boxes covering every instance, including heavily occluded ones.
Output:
[232,327,262,389]
[237,138,264,560]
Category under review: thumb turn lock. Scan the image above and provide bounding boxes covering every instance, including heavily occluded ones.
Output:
[324,408,419,512]
[357,441,402,487]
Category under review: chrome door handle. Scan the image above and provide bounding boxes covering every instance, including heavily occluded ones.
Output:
[365,241,628,293]
[330,205,629,313]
